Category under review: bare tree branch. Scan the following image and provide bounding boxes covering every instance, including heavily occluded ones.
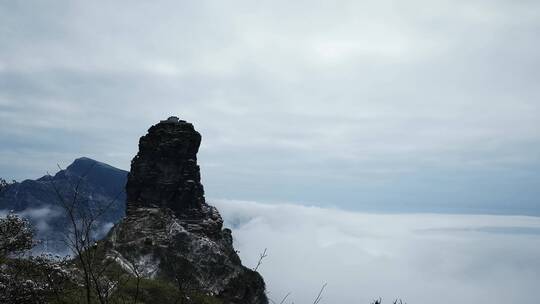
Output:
[312,283,327,304]
[254,248,268,271]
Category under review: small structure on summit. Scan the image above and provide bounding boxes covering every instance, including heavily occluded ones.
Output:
[160,116,184,123]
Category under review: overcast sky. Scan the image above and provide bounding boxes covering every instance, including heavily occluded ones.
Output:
[1,0,539,215]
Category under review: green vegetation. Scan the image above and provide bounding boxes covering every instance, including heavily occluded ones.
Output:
[45,277,223,304]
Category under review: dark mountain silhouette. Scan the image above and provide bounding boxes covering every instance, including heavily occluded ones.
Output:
[0,157,127,252]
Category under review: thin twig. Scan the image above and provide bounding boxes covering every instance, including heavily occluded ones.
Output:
[312,283,327,304]
[254,248,268,271]
[279,292,291,304]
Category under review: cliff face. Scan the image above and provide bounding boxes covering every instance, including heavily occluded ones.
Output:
[106,117,267,304]
[126,118,205,217]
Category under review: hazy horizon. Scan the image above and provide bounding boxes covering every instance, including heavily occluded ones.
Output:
[4,156,539,217]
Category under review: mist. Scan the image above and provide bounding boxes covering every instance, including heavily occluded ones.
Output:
[214,199,540,304]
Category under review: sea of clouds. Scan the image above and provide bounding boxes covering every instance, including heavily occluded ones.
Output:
[213,200,540,304]
[5,200,540,303]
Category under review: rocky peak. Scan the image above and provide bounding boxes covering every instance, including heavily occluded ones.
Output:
[126,118,205,216]
[106,117,268,304]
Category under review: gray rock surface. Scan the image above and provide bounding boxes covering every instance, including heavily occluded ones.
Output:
[106,117,268,304]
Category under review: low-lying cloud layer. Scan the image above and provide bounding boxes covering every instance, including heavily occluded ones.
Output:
[214,200,540,304]
[1,206,114,255]
[0,206,62,234]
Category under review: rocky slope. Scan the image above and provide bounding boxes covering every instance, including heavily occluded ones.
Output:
[104,117,268,304]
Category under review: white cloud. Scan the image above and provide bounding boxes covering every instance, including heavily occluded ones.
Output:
[18,207,62,232]
[214,199,540,304]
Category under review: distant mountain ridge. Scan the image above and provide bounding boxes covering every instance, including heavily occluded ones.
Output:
[0,157,127,252]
